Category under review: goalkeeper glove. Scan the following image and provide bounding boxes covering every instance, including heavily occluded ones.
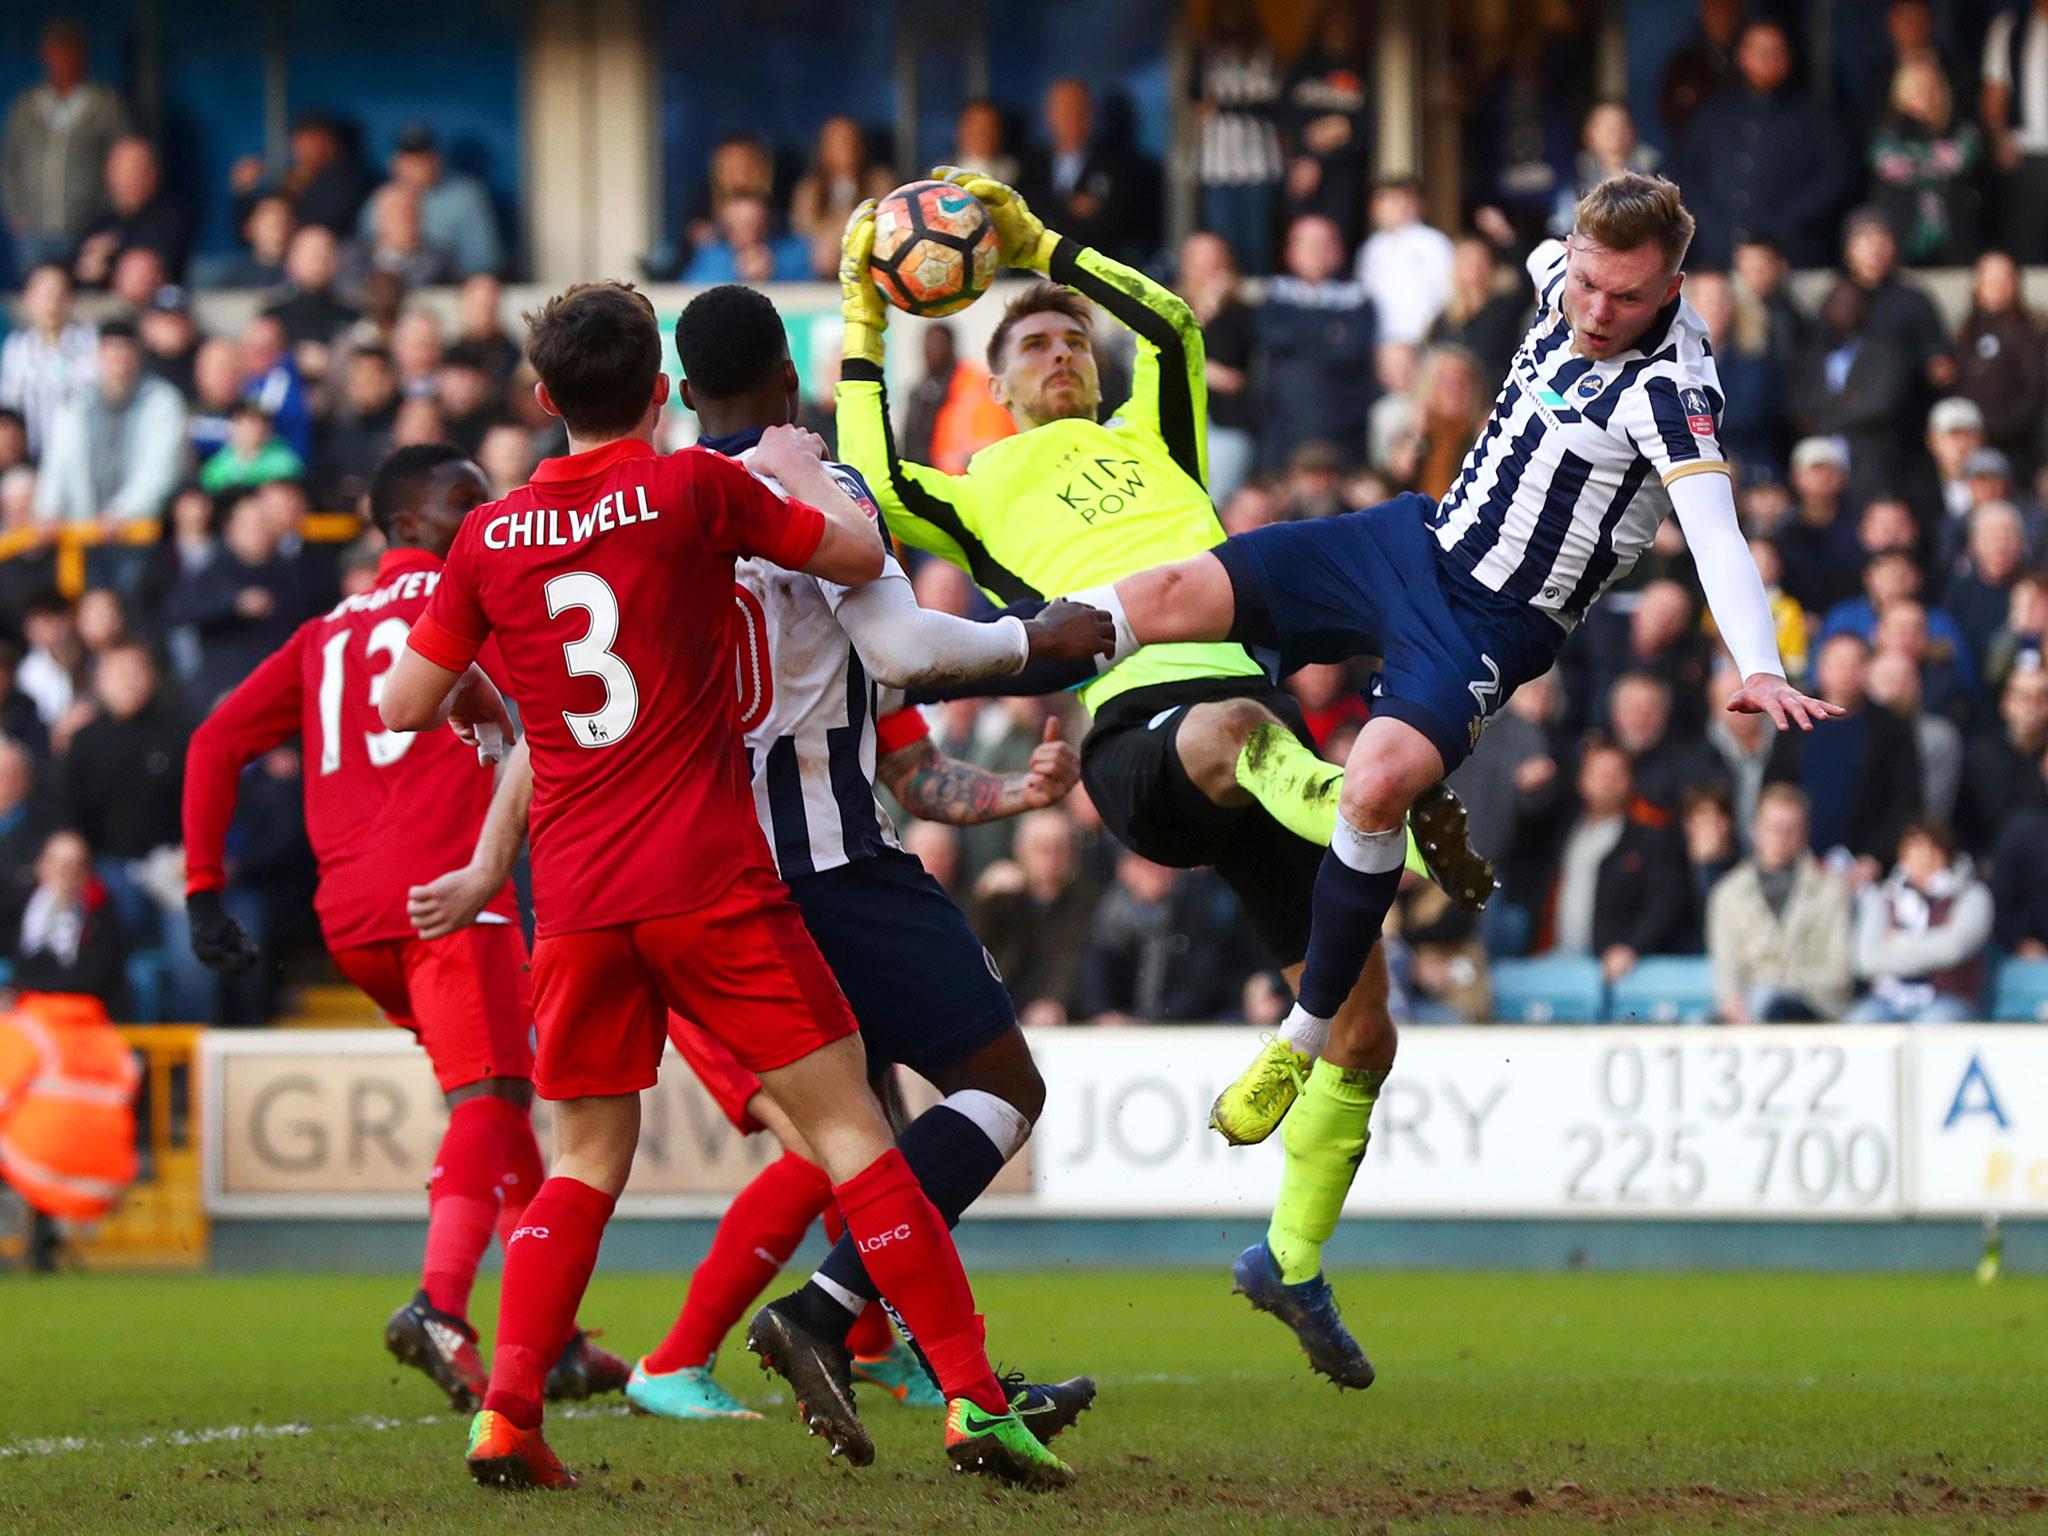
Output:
[839,198,887,368]
[930,165,1059,272]
[187,889,259,975]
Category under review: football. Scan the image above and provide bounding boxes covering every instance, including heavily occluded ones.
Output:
[868,178,1001,317]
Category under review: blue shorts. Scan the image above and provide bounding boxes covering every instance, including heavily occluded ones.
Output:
[786,849,1016,1081]
[1214,493,1565,770]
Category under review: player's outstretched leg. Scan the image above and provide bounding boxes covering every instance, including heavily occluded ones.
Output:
[629,1147,833,1421]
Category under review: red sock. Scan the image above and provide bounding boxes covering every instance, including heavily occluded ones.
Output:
[821,1202,896,1359]
[643,1151,833,1374]
[832,1150,1003,1414]
[480,1176,614,1430]
[494,1113,546,1252]
[422,1097,525,1321]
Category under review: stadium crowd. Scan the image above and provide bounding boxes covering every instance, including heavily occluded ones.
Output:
[5,4,2048,1026]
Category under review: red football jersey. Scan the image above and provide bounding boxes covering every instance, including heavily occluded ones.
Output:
[407,438,826,936]
[183,547,518,951]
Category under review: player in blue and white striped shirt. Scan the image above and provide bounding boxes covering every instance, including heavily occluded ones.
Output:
[1068,173,1840,1383]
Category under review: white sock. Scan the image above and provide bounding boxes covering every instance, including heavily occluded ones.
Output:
[1067,583,1139,669]
[1331,813,1406,873]
[1279,1003,1331,1060]
[809,1272,866,1318]
[941,1088,1033,1160]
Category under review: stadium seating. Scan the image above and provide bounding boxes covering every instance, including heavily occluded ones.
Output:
[1606,955,1717,1024]
[1488,956,1607,1023]
[1990,958,2048,1023]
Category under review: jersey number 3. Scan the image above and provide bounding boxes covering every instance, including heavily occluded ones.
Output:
[546,571,639,747]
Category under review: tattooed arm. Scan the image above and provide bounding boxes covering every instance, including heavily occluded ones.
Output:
[877,718,1079,826]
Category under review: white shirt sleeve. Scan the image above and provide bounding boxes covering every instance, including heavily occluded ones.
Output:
[1526,239,1568,314]
[1984,11,2015,87]
[1668,468,1784,683]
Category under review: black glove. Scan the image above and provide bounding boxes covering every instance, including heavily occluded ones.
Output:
[187,890,259,975]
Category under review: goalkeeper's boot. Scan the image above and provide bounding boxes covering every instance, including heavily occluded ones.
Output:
[384,1290,487,1412]
[625,1354,763,1421]
[1209,1036,1312,1145]
[944,1399,1076,1489]
[544,1328,631,1402]
[1003,1372,1097,1446]
[1408,780,1497,912]
[466,1409,577,1491]
[1231,1242,1374,1390]
[747,1295,874,1466]
[852,1338,946,1407]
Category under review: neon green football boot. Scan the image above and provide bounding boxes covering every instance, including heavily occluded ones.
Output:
[944,1399,1076,1489]
[1209,1035,1312,1146]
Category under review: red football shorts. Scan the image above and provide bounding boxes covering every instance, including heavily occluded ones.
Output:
[528,873,857,1101]
[666,1013,766,1135]
[331,921,535,1093]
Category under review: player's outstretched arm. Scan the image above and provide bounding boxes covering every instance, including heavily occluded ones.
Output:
[877,717,1079,826]
[1669,470,1844,733]
[933,165,1208,487]
[409,738,532,942]
[836,558,1113,690]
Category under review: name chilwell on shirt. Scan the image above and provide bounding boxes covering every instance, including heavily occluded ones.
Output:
[482,486,660,550]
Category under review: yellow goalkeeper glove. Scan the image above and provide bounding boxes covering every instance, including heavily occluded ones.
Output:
[930,165,1060,273]
[839,198,886,367]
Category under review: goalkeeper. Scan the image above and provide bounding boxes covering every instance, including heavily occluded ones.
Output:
[836,169,1494,1389]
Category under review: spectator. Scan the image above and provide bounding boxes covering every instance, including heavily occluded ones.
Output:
[788,116,892,280]
[1910,395,1988,539]
[1446,669,1568,957]
[1850,819,1991,1022]
[1981,0,2048,262]
[0,18,130,274]
[1073,851,1253,1022]
[1425,234,1524,389]
[970,808,1103,1028]
[431,344,497,457]
[33,320,186,528]
[372,124,501,278]
[1019,78,1157,265]
[1704,661,1776,842]
[136,483,217,644]
[1607,667,1728,817]
[1679,20,1851,269]
[1548,739,1691,983]
[137,283,199,398]
[1707,784,1856,1020]
[10,829,127,1013]
[1176,232,1258,504]
[1732,235,1810,360]
[1821,543,1960,652]
[0,738,50,948]
[1985,567,2048,696]
[1876,596,1978,725]
[1383,345,1486,502]
[1766,632,1921,878]
[1190,0,1285,275]
[201,403,305,496]
[1869,56,1984,265]
[0,262,96,454]
[683,195,807,284]
[1946,500,2027,673]
[161,489,315,712]
[221,192,295,289]
[72,136,188,287]
[313,342,403,502]
[1366,340,1421,471]
[950,99,1020,186]
[1219,479,1281,536]
[1868,647,1961,821]
[58,643,185,867]
[899,323,1014,479]
[237,315,313,461]
[1279,0,1372,247]
[1354,176,1453,345]
[1954,250,2047,476]
[476,421,537,499]
[107,245,167,314]
[1690,272,1788,477]
[1677,780,1740,953]
[681,135,776,259]
[389,309,444,400]
[389,396,446,449]
[263,226,360,357]
[1257,214,1375,469]
[1839,208,1954,395]
[1287,663,1369,752]
[186,337,244,464]
[232,111,373,238]
[1957,663,2048,857]
[1279,439,1347,520]
[1603,582,1717,741]
[0,407,27,476]
[1551,100,1660,238]
[15,592,79,728]
[1387,876,1487,1021]
[1789,282,1917,506]
[1659,0,1744,140]
[339,184,455,300]
[454,273,520,387]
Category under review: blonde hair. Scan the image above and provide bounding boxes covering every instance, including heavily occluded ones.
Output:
[1573,172,1696,274]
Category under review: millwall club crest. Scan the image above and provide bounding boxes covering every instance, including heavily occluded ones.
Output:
[1466,654,1502,748]
[1681,386,1715,437]
[1575,373,1603,399]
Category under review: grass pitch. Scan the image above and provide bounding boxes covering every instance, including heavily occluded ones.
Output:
[1,1267,2043,1534]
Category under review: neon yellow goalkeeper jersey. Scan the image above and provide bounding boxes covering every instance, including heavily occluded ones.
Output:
[835,239,1263,711]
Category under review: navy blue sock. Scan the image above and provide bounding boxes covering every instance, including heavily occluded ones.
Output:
[816,1104,1005,1306]
[1295,846,1403,1019]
